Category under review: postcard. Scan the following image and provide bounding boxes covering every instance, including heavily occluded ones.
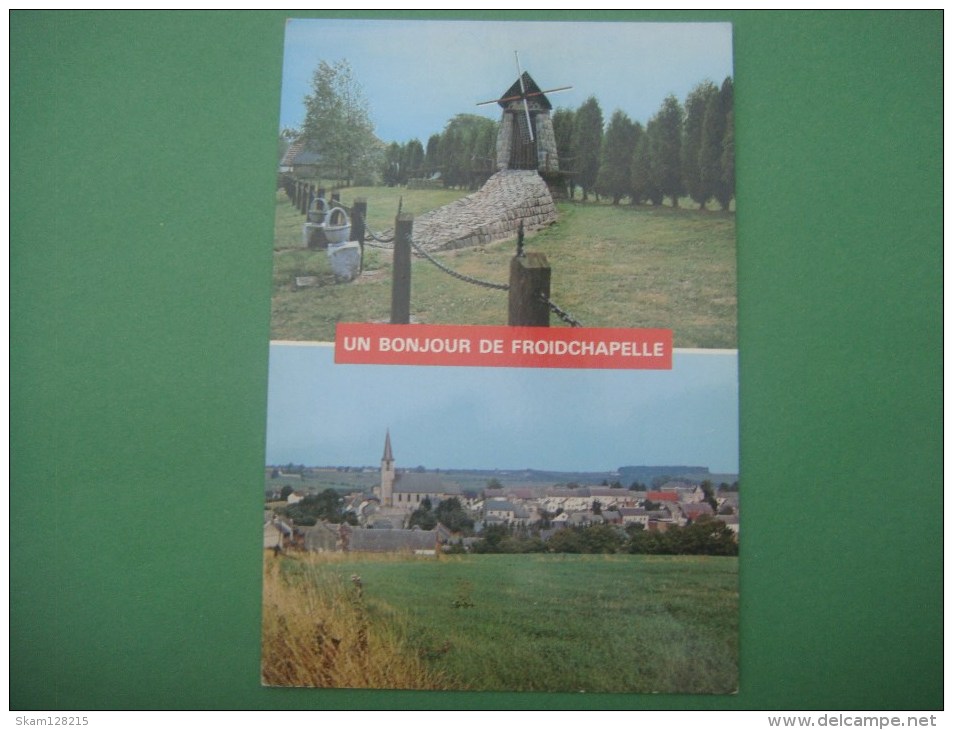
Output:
[262,18,738,693]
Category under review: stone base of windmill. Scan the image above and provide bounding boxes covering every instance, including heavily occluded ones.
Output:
[410,170,557,253]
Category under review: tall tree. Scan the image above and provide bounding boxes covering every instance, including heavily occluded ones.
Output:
[439,114,497,188]
[632,119,662,206]
[650,94,685,207]
[595,109,637,204]
[401,138,425,183]
[381,141,402,186]
[683,80,719,208]
[551,106,575,185]
[571,96,604,201]
[424,133,441,176]
[301,59,379,186]
[719,108,735,211]
[711,77,735,210]
[437,124,465,188]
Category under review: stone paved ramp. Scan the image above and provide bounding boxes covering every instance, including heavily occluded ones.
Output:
[411,170,557,252]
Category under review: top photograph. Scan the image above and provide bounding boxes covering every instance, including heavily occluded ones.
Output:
[270,19,736,349]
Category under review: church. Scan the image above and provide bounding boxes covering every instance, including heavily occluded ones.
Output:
[361,430,466,527]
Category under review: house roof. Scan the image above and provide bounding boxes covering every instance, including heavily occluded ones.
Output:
[293,149,323,165]
[393,472,461,494]
[589,487,626,498]
[280,139,323,168]
[350,528,437,552]
[302,522,440,552]
[681,503,714,518]
[543,486,592,498]
[646,491,679,502]
[507,488,536,500]
[280,139,305,167]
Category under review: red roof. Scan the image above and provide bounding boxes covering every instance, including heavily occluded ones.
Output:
[646,491,679,502]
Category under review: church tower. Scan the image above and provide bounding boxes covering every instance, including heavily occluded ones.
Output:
[380,429,395,507]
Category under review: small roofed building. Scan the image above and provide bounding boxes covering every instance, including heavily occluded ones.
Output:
[279,138,327,179]
[484,499,531,525]
[602,509,623,525]
[286,490,308,505]
[588,487,638,509]
[679,502,715,524]
[619,507,649,528]
[264,515,297,550]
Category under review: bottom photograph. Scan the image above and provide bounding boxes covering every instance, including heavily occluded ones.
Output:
[261,343,740,694]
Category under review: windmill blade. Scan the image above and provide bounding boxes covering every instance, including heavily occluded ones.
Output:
[536,85,573,96]
[515,51,534,142]
[476,87,573,107]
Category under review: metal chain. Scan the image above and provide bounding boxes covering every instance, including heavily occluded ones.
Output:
[408,239,510,292]
[364,228,396,246]
[350,211,395,245]
[539,293,583,327]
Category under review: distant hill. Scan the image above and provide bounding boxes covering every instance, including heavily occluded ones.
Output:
[617,466,737,487]
[264,465,738,497]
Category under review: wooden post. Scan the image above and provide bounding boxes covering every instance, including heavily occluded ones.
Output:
[352,197,367,273]
[317,187,326,200]
[508,252,551,326]
[331,191,341,203]
[391,213,413,324]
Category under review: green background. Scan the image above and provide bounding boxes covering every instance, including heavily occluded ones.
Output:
[11,11,942,710]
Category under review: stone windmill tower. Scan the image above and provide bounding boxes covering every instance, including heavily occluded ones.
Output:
[478,54,571,174]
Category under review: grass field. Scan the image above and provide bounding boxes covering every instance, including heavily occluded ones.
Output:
[269,186,737,348]
[261,551,739,693]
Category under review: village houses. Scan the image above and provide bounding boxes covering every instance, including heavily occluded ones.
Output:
[265,431,739,552]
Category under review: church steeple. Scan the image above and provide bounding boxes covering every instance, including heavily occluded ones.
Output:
[380,429,395,507]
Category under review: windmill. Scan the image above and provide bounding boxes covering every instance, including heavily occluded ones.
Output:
[477,52,572,151]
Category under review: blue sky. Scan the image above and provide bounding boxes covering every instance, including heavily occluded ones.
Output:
[265,344,739,474]
[280,19,733,143]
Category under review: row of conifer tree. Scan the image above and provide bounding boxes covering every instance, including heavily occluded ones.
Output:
[556,77,734,209]
[379,76,734,210]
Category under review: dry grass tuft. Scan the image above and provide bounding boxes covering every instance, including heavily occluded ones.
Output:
[260,552,458,689]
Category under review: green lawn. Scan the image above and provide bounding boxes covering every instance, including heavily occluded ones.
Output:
[270,186,737,348]
[287,552,739,694]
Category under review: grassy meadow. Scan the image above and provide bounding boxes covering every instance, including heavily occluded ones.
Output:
[270,186,737,348]
[261,551,739,693]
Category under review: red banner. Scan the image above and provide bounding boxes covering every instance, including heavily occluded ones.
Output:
[334,323,672,370]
